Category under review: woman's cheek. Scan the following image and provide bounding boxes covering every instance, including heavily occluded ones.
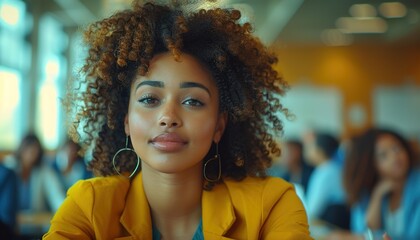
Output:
[191,115,218,142]
[128,112,154,144]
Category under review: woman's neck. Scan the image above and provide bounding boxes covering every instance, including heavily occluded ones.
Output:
[289,163,302,175]
[21,164,34,181]
[141,162,203,239]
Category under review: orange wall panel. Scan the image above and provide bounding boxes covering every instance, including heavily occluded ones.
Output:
[274,44,420,137]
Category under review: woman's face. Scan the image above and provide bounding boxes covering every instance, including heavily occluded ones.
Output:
[375,134,410,181]
[21,143,40,167]
[303,133,323,166]
[282,143,301,169]
[125,52,226,174]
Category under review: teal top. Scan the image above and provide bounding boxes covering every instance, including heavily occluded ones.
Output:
[152,219,203,240]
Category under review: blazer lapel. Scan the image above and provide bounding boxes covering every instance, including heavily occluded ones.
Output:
[202,182,236,239]
[120,173,153,239]
[119,175,237,239]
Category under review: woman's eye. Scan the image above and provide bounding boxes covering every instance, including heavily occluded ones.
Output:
[138,96,160,106]
[376,150,388,162]
[183,98,204,107]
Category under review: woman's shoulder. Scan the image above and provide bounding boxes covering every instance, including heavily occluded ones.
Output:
[223,176,296,202]
[225,175,292,187]
[407,168,420,196]
[409,168,420,181]
[219,176,310,238]
[0,164,16,182]
[67,175,130,201]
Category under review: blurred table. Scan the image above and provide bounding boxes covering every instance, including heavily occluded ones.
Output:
[310,219,344,240]
[18,211,53,238]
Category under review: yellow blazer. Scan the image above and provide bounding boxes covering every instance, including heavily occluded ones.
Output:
[43,173,312,240]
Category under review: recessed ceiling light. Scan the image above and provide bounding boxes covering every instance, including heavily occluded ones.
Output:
[379,2,407,18]
[349,4,376,18]
[336,17,387,34]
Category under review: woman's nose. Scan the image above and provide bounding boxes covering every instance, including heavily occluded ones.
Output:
[158,104,182,128]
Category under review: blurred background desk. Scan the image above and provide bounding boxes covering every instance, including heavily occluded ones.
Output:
[17,211,52,239]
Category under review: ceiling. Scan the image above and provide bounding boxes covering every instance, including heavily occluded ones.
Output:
[277,0,420,46]
[28,0,420,46]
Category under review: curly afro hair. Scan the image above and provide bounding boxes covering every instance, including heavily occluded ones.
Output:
[67,0,290,189]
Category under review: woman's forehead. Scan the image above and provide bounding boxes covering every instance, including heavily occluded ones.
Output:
[134,52,217,90]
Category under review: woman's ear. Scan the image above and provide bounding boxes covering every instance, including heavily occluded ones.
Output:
[124,115,130,136]
[213,112,228,143]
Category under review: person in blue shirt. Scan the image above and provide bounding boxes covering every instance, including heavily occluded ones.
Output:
[304,132,349,229]
[50,139,92,192]
[341,128,420,240]
[280,140,314,193]
[0,163,18,238]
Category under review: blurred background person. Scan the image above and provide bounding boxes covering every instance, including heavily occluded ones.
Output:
[267,139,314,211]
[2,133,66,239]
[304,131,349,229]
[3,133,65,213]
[280,139,314,194]
[0,163,18,239]
[337,128,420,239]
[50,139,92,192]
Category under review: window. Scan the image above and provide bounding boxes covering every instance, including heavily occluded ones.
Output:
[0,0,28,150]
[0,67,21,149]
[35,14,68,149]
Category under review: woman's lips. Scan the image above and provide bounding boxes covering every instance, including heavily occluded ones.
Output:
[150,133,187,152]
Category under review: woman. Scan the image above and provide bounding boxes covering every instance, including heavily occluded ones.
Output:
[51,139,92,191]
[337,128,420,239]
[43,1,311,239]
[5,133,65,213]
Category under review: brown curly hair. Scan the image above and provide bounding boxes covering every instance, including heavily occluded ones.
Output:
[67,0,289,188]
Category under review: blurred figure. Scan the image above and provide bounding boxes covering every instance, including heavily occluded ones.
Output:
[50,139,92,192]
[267,139,313,212]
[4,133,65,213]
[304,132,348,229]
[280,140,314,193]
[0,163,18,239]
[341,128,420,239]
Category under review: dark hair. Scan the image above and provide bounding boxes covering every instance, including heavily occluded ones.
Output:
[15,133,44,167]
[343,128,414,205]
[285,139,304,163]
[63,138,81,152]
[67,1,289,189]
[314,133,339,159]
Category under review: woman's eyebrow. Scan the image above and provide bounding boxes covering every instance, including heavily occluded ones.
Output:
[180,82,211,97]
[135,80,211,97]
[135,80,164,91]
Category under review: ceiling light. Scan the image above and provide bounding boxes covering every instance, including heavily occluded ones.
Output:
[379,2,407,18]
[349,4,376,18]
[336,17,387,34]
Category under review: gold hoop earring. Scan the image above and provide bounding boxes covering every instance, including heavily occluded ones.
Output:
[112,136,140,178]
[203,143,221,182]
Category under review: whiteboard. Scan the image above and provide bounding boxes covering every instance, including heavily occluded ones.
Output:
[278,84,343,139]
[373,85,420,138]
